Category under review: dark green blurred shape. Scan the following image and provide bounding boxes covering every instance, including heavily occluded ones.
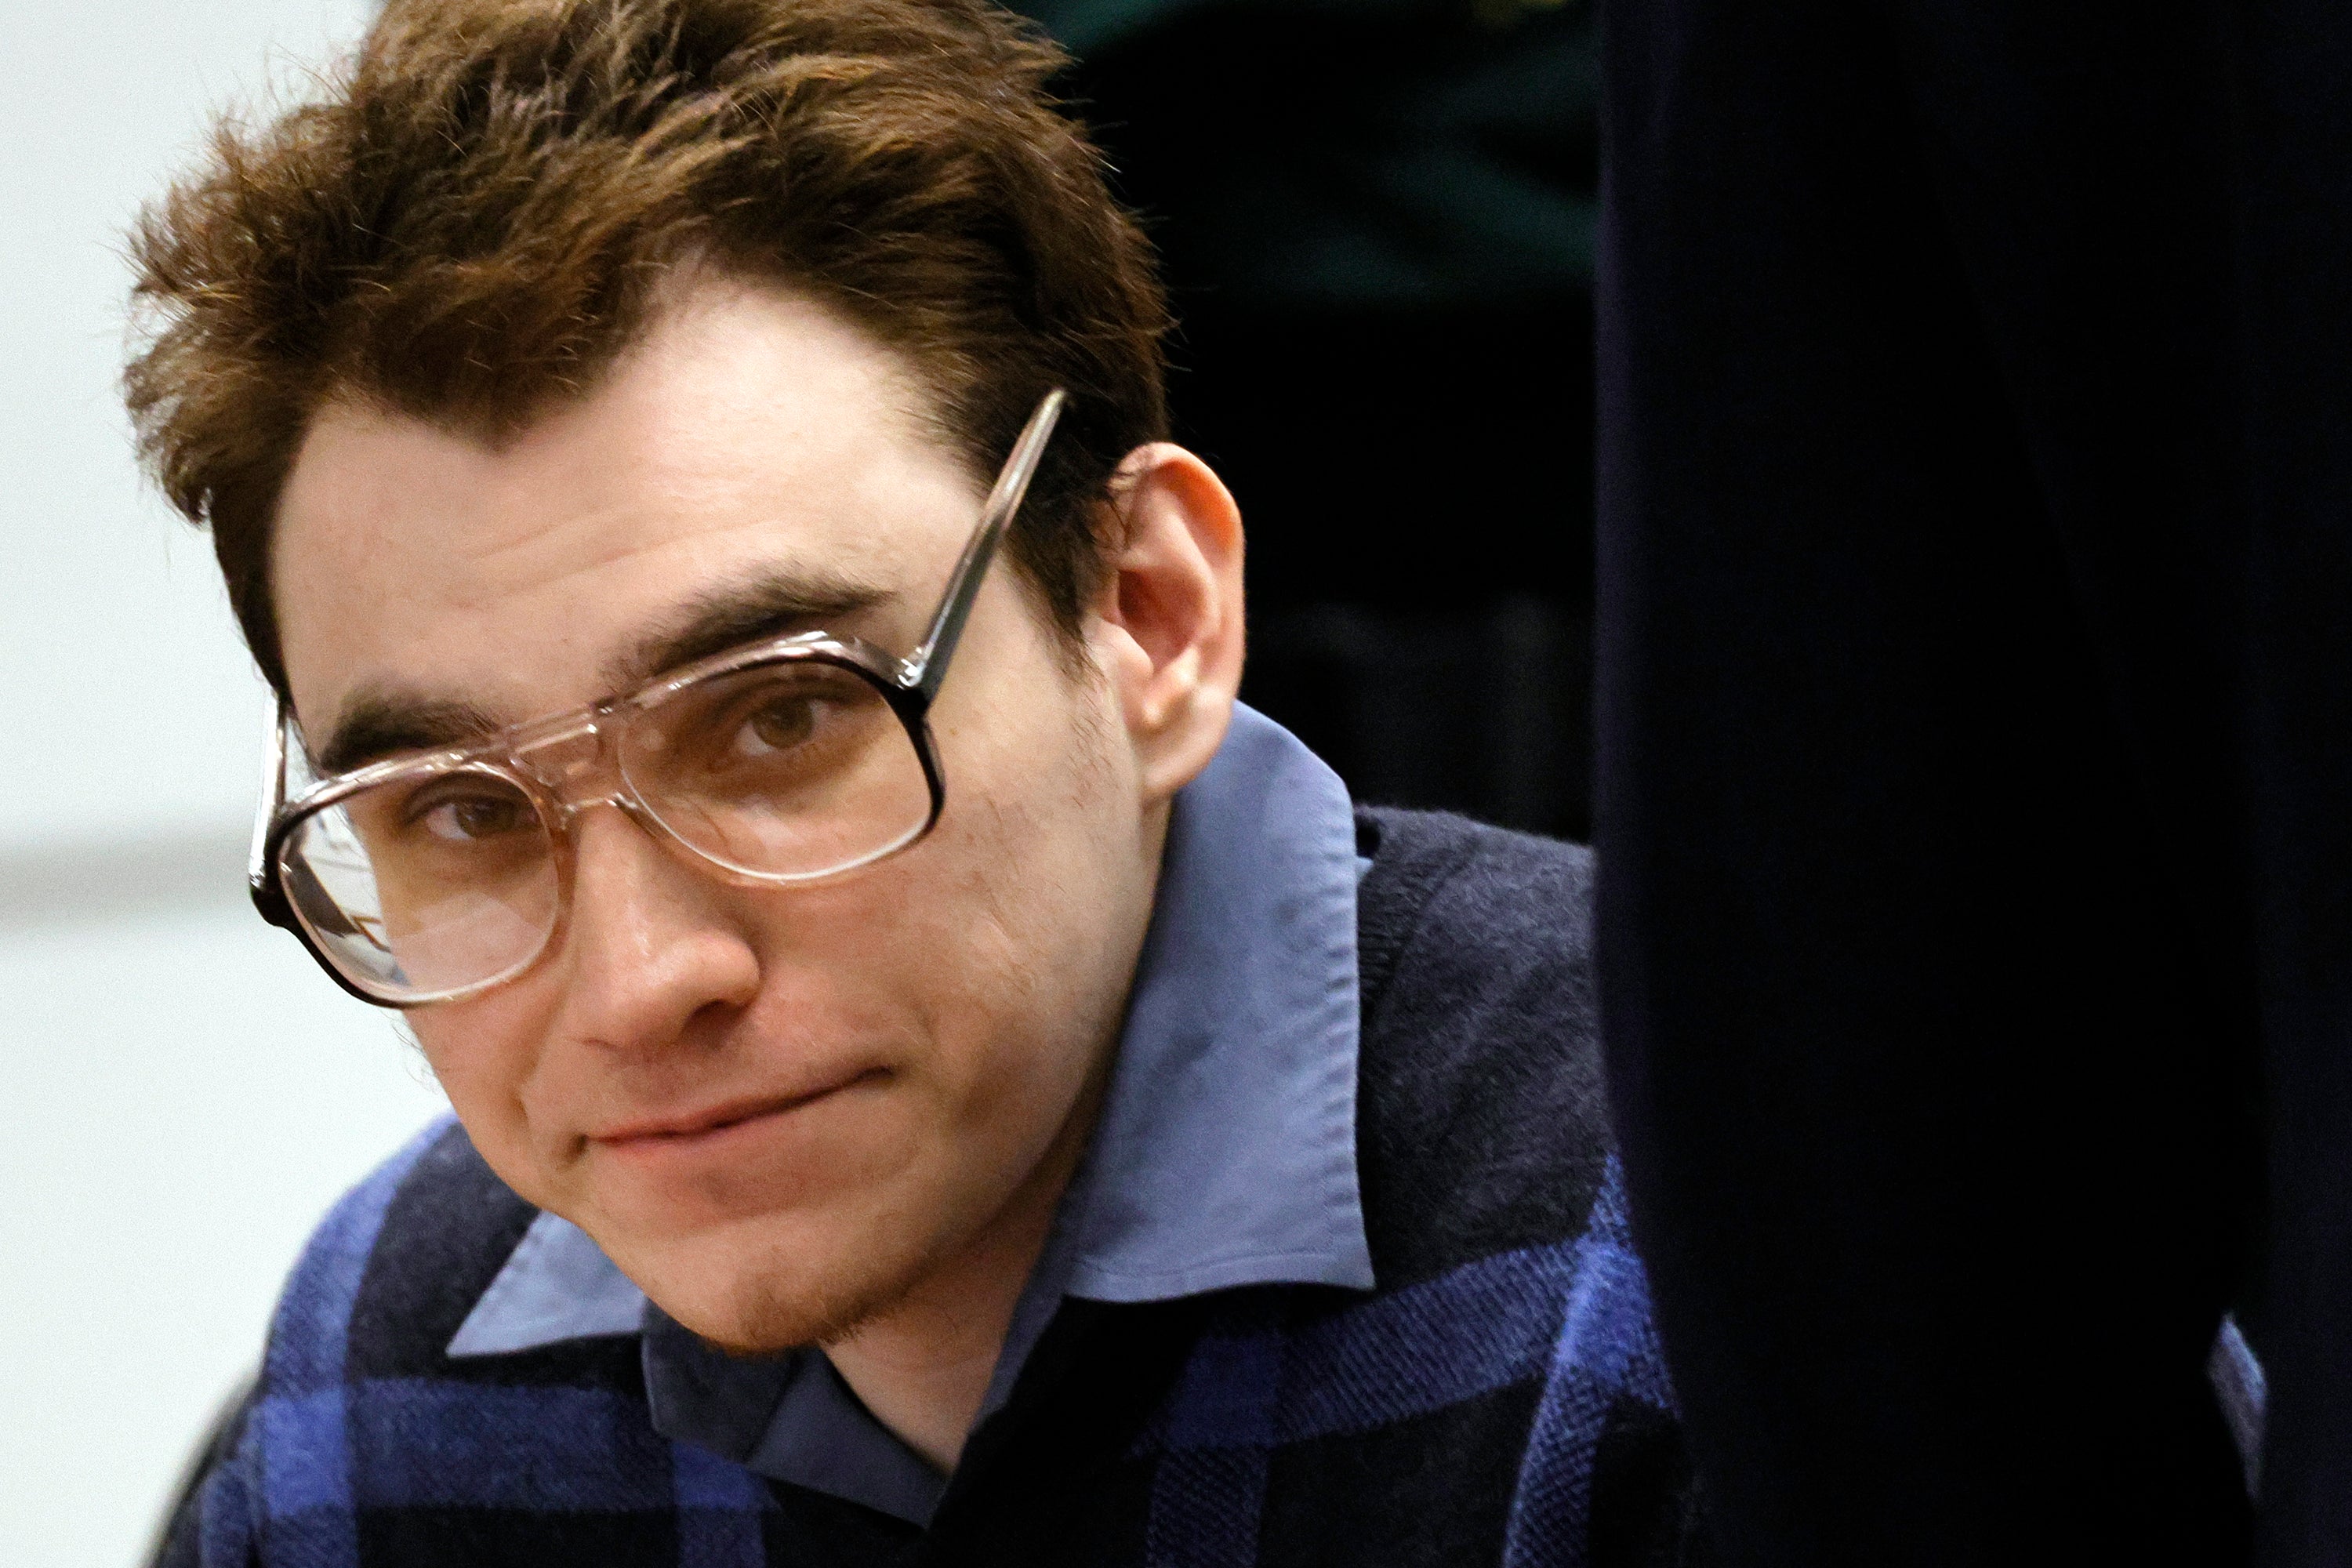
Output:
[1019,0,1592,306]
[1016,0,1597,834]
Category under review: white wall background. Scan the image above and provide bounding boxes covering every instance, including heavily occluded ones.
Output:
[0,5,450,1563]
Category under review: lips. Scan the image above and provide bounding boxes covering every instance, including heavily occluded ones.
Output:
[587,1069,886,1150]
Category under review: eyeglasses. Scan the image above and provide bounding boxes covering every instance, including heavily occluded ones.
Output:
[249,388,1068,1008]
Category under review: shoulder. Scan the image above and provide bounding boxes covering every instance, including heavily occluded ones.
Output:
[262,1115,656,1392]
[1352,809,1610,1284]
[154,1123,713,1564]
[150,1118,543,1565]
[262,1114,541,1388]
[1356,806,1595,1018]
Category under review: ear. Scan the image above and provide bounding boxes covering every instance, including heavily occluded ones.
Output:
[1088,443,1245,802]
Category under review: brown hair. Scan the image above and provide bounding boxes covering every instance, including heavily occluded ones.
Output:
[124,0,1170,695]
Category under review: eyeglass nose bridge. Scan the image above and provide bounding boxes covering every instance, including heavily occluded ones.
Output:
[510,718,633,820]
[508,715,675,848]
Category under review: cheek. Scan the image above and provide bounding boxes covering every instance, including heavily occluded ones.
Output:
[410,991,561,1200]
[892,708,1132,1112]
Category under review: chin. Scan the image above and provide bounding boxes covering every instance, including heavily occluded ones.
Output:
[622,1208,939,1355]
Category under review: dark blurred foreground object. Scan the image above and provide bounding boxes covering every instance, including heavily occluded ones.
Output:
[1599,0,2352,1560]
[1022,0,1595,835]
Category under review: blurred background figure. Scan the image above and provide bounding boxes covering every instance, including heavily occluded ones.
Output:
[1596,0,2352,1562]
[1017,0,1596,836]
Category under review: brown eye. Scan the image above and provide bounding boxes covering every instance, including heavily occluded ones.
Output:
[419,792,532,844]
[739,697,816,756]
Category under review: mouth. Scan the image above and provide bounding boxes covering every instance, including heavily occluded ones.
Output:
[587,1069,889,1155]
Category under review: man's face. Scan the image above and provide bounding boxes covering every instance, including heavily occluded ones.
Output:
[271,279,1167,1350]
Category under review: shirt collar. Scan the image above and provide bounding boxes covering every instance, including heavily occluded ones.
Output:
[1048,699,1374,1301]
[446,702,1372,1517]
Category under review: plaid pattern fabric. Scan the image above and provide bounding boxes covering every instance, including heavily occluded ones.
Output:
[180,1119,777,1566]
[158,811,1703,1567]
[1137,1160,1676,1568]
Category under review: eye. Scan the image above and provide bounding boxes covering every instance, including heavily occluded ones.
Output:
[734,695,818,757]
[413,789,534,844]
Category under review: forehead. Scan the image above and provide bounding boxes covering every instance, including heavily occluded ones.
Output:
[270,280,986,737]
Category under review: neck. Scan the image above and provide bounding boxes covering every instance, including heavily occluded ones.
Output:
[821,1069,1105,1473]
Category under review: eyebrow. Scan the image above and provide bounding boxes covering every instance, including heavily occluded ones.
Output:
[601,568,893,691]
[314,695,505,778]
[311,569,893,779]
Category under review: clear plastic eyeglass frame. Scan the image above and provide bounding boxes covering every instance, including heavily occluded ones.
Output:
[249,387,1069,1008]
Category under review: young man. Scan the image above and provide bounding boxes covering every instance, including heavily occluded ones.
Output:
[133,1,1695,1562]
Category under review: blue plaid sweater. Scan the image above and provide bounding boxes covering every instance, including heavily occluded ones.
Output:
[158,810,1700,1566]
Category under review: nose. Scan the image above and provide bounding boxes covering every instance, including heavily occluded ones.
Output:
[547,800,763,1054]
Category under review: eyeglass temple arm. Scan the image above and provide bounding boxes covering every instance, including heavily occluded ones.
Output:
[249,697,293,927]
[899,387,1068,701]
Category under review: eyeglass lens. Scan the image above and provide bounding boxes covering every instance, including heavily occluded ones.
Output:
[275,658,931,1003]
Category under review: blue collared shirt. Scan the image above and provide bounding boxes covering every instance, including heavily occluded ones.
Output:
[445,704,1375,1525]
